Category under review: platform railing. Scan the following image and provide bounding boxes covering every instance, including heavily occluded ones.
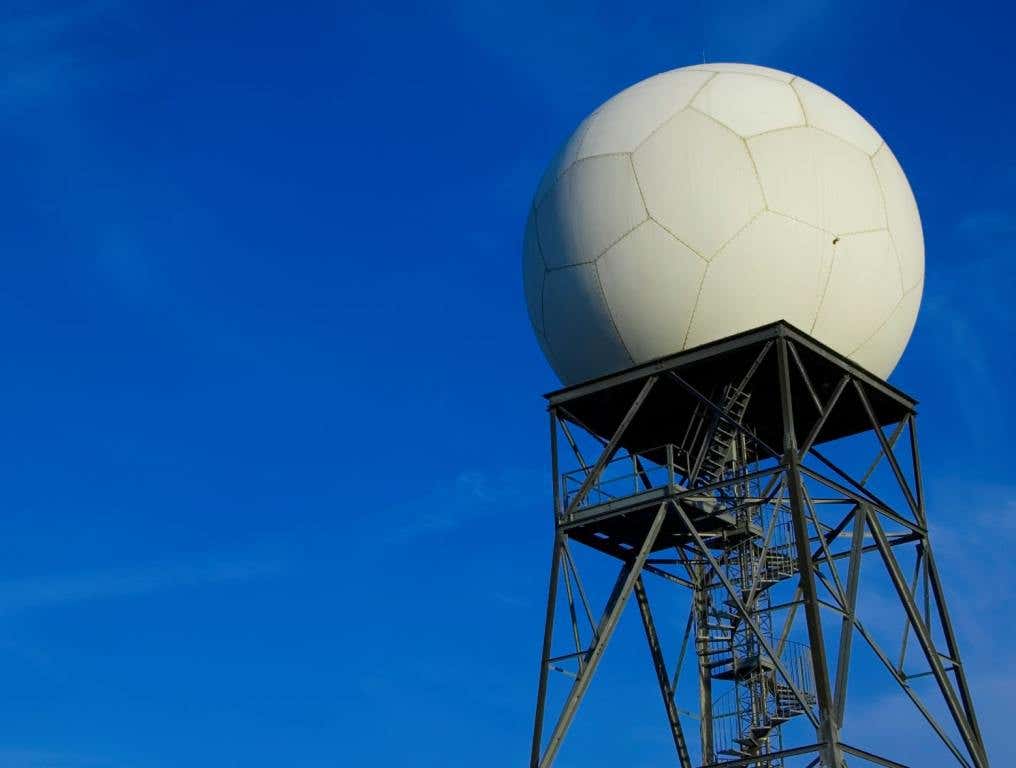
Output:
[560,444,679,510]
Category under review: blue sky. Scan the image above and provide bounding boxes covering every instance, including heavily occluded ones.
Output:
[0,1,1013,766]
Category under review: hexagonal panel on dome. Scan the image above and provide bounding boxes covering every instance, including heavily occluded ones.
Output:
[686,212,834,347]
[536,154,647,270]
[791,77,882,155]
[543,264,632,384]
[522,207,546,334]
[873,144,924,292]
[692,73,805,137]
[633,108,764,259]
[596,220,706,363]
[749,126,886,235]
[851,282,923,378]
[813,230,904,355]
[577,68,715,159]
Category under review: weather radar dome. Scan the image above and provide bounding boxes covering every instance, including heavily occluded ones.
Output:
[523,63,924,386]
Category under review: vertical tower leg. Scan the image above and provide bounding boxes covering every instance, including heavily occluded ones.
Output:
[530,531,562,768]
[536,504,667,768]
[694,565,714,765]
[777,337,844,767]
[635,577,693,768]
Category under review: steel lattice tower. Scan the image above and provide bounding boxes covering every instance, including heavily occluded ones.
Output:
[528,322,989,768]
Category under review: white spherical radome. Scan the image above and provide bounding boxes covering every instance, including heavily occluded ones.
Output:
[523,63,924,386]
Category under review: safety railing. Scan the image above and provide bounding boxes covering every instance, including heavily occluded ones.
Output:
[560,445,679,511]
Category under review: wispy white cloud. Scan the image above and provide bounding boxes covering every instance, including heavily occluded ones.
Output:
[387,467,544,542]
[957,209,1016,244]
[0,747,108,768]
[0,1,122,111]
[0,557,280,615]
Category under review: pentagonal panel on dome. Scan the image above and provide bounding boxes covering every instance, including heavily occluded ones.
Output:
[596,220,706,363]
[749,127,886,235]
[578,68,715,158]
[536,154,647,270]
[687,63,793,82]
[692,73,805,138]
[812,230,903,355]
[543,263,632,385]
[851,282,923,378]
[791,77,882,155]
[686,212,833,347]
[633,108,764,259]
[873,144,924,292]
[522,206,546,334]
[532,113,595,207]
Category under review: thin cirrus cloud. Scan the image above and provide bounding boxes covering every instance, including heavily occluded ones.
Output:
[388,468,544,542]
[0,557,280,616]
[0,1,118,108]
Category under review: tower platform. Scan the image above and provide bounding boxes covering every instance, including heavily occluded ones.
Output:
[548,321,916,560]
[546,320,915,460]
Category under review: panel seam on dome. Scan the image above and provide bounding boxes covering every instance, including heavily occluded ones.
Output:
[846,281,920,357]
[534,118,597,209]
[684,107,770,212]
[530,203,548,334]
[743,137,769,210]
[688,66,792,84]
[546,260,596,272]
[687,77,807,139]
[765,209,838,238]
[536,152,641,215]
[810,248,837,334]
[589,212,651,265]
[746,122,879,157]
[789,77,810,128]
[647,216,707,263]
[574,111,598,162]
[741,120,808,140]
[871,154,906,297]
[568,150,632,166]
[593,261,636,366]
[631,73,717,155]
[539,270,549,345]
[627,154,651,220]
[836,227,890,238]
[707,208,765,262]
[687,105,741,139]
[681,262,711,349]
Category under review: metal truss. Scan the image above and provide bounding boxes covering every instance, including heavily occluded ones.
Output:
[528,324,989,768]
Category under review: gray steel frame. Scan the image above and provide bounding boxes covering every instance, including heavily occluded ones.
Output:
[528,325,989,768]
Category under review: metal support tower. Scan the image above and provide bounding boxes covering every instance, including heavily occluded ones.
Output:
[528,322,989,768]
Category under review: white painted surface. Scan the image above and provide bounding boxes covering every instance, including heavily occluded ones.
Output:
[524,63,924,385]
[537,155,647,269]
[873,144,925,292]
[578,68,713,158]
[542,263,632,384]
[791,77,882,155]
[598,220,705,362]
[748,127,886,235]
[633,108,765,258]
[693,73,805,138]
